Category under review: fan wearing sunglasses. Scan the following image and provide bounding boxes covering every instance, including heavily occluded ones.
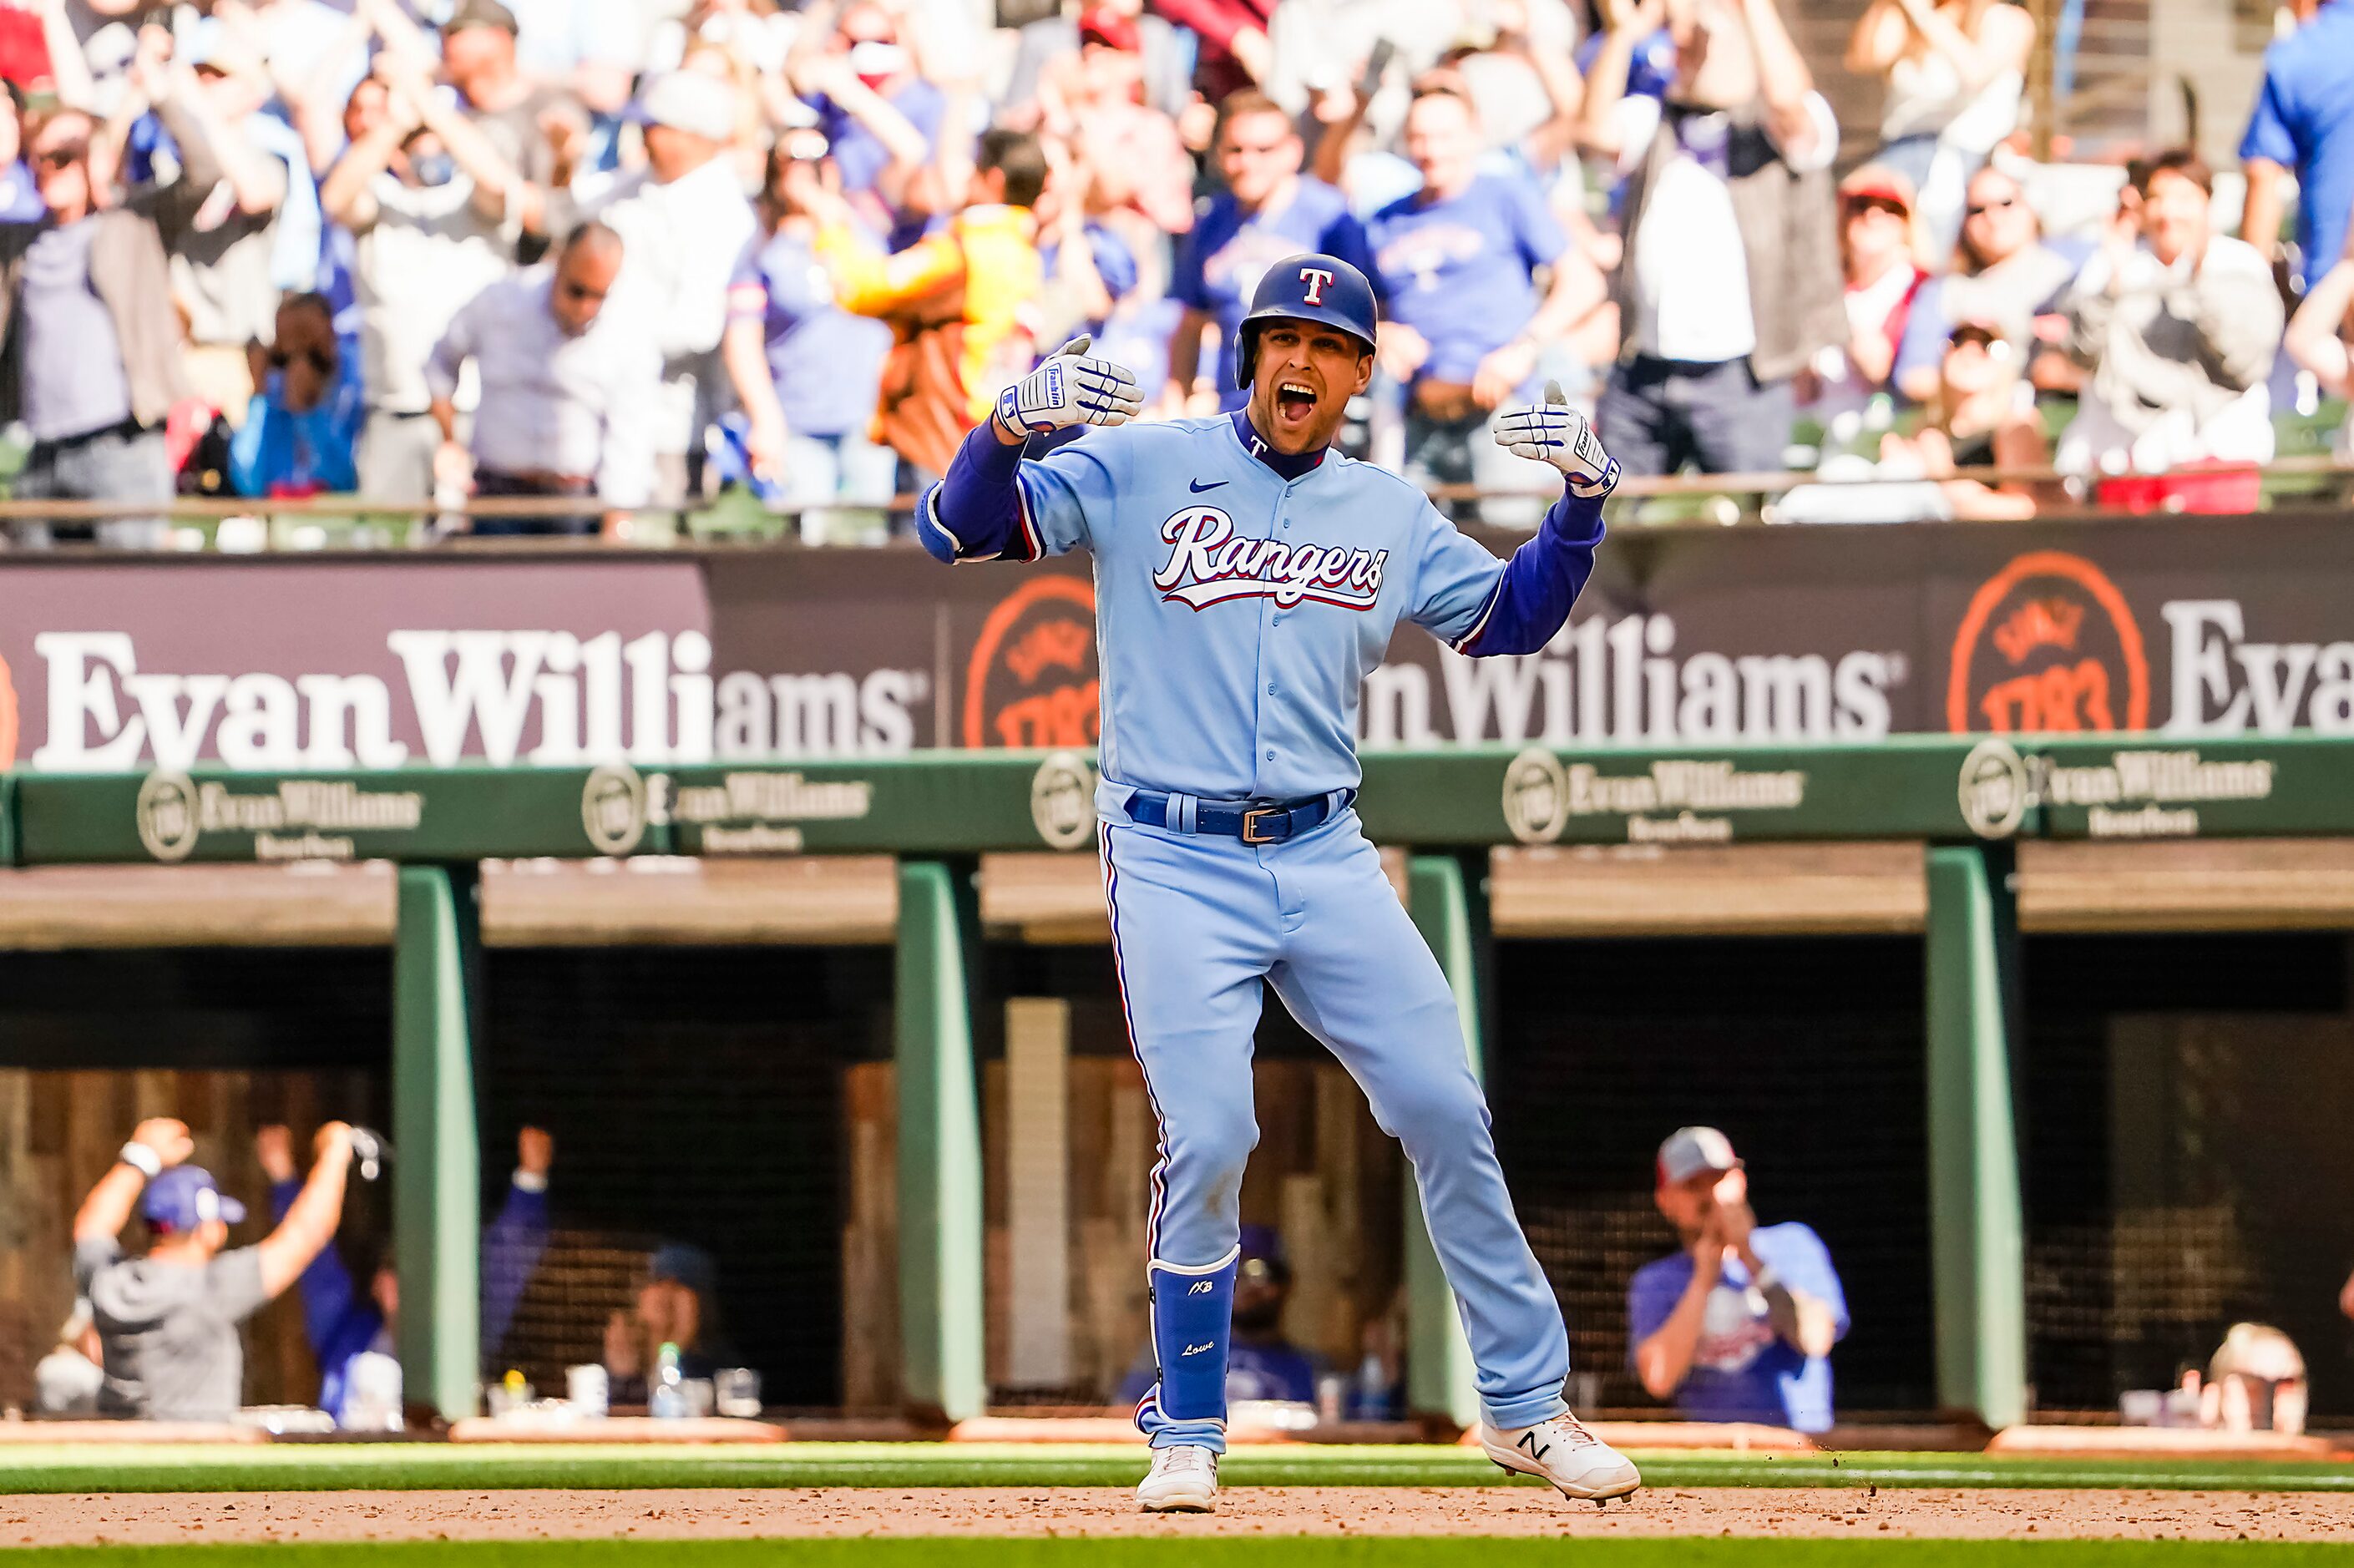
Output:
[1892,164,2079,404]
[1880,316,2046,518]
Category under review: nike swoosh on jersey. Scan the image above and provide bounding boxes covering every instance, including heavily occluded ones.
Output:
[1188,478,1228,493]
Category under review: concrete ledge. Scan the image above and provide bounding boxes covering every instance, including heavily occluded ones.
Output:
[1987,1424,2351,1460]
[447,1416,785,1444]
[0,1421,269,1444]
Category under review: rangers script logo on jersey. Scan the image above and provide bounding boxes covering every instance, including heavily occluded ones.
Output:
[1153,506,1389,612]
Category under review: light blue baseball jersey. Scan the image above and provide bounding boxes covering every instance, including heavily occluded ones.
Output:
[998,415,1562,802]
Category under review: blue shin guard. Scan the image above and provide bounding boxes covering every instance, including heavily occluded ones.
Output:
[1136,1247,1239,1451]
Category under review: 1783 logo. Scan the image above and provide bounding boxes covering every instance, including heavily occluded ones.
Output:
[1948,551,2149,734]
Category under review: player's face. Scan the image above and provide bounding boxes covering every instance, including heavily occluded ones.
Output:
[1248,319,1374,453]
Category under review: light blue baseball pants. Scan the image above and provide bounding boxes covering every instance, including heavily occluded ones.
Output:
[1101,807,1571,1451]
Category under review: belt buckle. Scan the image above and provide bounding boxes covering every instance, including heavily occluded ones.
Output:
[1240,806,1279,845]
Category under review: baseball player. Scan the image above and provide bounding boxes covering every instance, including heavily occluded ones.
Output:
[919,253,1637,1513]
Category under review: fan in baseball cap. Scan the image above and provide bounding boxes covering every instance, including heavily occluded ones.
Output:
[141,1166,247,1233]
[630,70,737,146]
[1654,1125,1740,1190]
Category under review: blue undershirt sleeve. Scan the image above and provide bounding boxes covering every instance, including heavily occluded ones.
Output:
[917,423,1102,564]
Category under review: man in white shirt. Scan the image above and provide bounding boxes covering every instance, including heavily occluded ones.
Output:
[1581,0,1846,476]
[2058,150,2284,476]
[547,70,760,506]
[426,220,662,537]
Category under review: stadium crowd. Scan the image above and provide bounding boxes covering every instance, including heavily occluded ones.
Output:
[0,0,2343,543]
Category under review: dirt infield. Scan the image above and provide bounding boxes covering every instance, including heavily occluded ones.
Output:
[3,1488,2349,1545]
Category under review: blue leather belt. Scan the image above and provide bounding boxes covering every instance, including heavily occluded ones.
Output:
[1123,787,1354,844]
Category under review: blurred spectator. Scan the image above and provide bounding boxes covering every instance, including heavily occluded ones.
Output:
[1367,86,1597,517]
[2,94,220,549]
[1628,1127,1845,1432]
[1893,163,2078,403]
[73,1116,355,1421]
[721,134,899,544]
[1584,0,1845,478]
[1167,88,1372,414]
[2238,0,2354,288]
[416,0,589,244]
[256,1123,553,1425]
[162,18,317,429]
[506,0,640,124]
[1116,1224,1319,1407]
[2339,1256,2354,1323]
[33,1299,103,1416]
[1035,7,1192,240]
[1150,0,1273,104]
[788,1,945,250]
[551,70,759,506]
[1843,0,2032,252]
[230,289,360,496]
[2056,152,2283,476]
[1805,162,1928,423]
[1877,316,2044,518]
[1032,137,1135,354]
[2285,239,2354,452]
[426,220,661,536]
[320,62,520,502]
[0,0,92,104]
[2202,1323,2307,1436]
[811,126,1048,479]
[0,84,44,220]
[604,1242,733,1405]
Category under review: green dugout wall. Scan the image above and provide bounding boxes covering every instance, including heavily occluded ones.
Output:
[8,734,2351,1425]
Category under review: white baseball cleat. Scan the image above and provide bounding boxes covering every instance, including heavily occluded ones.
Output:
[1480,1414,1642,1502]
[1137,1443,1219,1512]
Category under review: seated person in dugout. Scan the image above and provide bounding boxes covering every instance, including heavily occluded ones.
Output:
[1119,1225,1322,1409]
[73,1118,356,1421]
[1627,1126,1847,1433]
[2202,1322,2306,1436]
[605,1242,735,1405]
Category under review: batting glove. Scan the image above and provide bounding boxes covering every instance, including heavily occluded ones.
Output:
[996,334,1145,437]
[1495,380,1618,499]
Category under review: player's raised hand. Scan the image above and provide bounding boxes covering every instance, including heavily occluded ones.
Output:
[996,334,1145,437]
[1495,381,1618,499]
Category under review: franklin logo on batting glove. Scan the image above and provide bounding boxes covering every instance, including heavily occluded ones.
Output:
[1496,381,1618,499]
[997,334,1146,437]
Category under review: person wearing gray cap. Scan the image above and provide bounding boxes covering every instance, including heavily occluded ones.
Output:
[71,1117,357,1421]
[1625,1126,1847,1432]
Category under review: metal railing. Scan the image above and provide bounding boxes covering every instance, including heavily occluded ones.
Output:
[0,453,2346,550]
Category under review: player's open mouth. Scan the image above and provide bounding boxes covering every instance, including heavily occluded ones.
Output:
[1275,381,1318,422]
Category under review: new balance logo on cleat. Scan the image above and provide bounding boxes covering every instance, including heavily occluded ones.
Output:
[1518,1431,1552,1463]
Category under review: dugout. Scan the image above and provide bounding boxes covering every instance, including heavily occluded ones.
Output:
[7,737,2352,1434]
[0,861,889,1418]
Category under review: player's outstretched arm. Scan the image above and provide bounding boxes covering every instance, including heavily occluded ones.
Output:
[1445,383,1616,657]
[915,335,1142,565]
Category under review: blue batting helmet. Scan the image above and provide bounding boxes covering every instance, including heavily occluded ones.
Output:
[1233,252,1379,390]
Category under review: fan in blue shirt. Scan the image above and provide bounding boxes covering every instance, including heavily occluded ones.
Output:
[1166,92,1375,412]
[2240,0,2354,287]
[1626,1128,1848,1433]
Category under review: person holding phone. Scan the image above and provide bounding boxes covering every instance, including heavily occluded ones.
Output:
[1627,1126,1847,1432]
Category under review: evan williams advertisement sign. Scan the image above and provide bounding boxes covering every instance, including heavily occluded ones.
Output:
[0,513,2351,773]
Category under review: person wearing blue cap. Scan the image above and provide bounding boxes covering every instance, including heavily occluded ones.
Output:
[72,1116,357,1422]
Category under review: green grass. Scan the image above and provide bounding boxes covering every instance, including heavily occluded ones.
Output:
[0,1545,2348,1567]
[0,1444,2348,1497]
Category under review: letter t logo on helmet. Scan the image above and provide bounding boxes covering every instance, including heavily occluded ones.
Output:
[1298,266,1335,306]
